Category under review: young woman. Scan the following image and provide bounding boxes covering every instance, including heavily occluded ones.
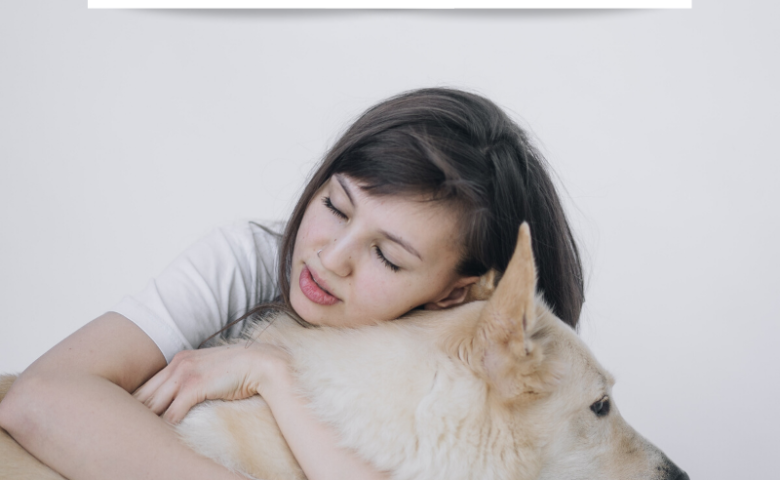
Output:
[0,88,584,480]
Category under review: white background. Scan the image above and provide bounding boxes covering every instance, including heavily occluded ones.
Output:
[1,2,778,478]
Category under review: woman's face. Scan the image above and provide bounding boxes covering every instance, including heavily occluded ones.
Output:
[290,174,478,327]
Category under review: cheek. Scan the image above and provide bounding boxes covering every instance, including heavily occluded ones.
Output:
[295,208,329,256]
[352,271,426,311]
[350,272,386,301]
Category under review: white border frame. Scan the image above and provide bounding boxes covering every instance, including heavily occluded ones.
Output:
[88,1,692,9]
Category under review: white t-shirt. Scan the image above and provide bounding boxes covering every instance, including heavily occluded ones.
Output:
[111,221,284,363]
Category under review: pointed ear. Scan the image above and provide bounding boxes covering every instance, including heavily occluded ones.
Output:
[471,223,562,399]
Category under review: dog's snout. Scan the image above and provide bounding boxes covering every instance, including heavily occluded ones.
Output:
[659,458,689,480]
[669,469,690,480]
[667,468,689,480]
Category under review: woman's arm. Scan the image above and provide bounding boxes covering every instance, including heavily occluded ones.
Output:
[135,340,390,480]
[0,312,246,480]
[261,358,391,480]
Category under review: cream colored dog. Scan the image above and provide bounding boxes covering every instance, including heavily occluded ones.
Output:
[0,224,689,480]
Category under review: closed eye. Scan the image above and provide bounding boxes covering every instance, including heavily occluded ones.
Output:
[322,196,347,220]
[374,246,400,272]
[322,195,399,272]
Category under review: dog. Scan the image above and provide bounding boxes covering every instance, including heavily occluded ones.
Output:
[0,223,689,479]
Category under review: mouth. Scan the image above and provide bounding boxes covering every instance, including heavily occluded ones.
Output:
[299,265,340,306]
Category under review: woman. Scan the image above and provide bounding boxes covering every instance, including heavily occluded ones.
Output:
[0,88,584,480]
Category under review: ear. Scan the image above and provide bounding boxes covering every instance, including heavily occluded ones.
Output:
[424,275,480,310]
[463,269,498,302]
[471,223,562,399]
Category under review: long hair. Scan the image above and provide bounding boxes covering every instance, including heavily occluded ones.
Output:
[275,88,584,329]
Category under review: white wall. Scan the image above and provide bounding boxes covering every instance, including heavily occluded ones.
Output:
[1,2,778,478]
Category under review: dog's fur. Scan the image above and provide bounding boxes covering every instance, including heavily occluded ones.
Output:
[0,224,688,479]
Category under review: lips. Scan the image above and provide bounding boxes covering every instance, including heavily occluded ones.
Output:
[299,265,340,306]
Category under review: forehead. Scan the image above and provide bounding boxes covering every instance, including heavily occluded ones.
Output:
[556,324,615,389]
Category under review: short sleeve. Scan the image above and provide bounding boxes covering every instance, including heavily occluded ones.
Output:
[110,221,283,363]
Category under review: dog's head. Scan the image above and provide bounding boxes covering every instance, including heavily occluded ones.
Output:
[265,223,689,480]
[440,223,689,480]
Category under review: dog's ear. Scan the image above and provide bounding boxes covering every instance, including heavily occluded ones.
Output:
[464,269,498,302]
[470,223,562,399]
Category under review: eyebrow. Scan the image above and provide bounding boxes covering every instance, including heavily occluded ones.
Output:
[334,174,354,205]
[381,230,422,260]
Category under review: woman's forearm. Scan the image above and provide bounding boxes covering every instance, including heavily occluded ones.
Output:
[0,312,387,480]
[126,333,389,480]
[262,368,390,480]
[1,372,245,480]
[0,313,245,480]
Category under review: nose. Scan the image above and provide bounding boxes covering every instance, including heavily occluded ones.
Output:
[661,458,690,480]
[318,236,353,277]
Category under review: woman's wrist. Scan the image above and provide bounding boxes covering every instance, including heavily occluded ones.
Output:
[253,361,389,480]
[245,341,294,401]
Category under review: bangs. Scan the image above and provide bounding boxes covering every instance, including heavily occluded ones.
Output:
[335,127,488,209]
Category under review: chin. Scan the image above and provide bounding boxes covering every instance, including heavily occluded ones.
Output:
[289,289,327,327]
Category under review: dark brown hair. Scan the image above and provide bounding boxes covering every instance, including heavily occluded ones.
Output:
[275,88,584,329]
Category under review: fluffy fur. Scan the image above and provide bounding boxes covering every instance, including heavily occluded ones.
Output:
[0,224,688,479]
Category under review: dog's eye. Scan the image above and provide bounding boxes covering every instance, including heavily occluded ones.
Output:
[590,396,610,417]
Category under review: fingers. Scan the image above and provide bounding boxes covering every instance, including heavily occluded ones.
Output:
[162,387,201,425]
[140,373,182,416]
[135,369,204,424]
[134,350,197,417]
[133,369,173,414]
[131,343,291,425]
[132,348,235,424]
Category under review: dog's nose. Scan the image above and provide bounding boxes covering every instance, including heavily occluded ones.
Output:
[663,459,689,480]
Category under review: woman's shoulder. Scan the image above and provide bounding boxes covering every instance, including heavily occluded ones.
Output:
[246,220,285,244]
[211,220,285,293]
[110,220,287,360]
[214,220,285,265]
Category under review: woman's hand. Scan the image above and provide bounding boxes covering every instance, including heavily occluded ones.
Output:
[134,340,292,424]
[133,336,391,480]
